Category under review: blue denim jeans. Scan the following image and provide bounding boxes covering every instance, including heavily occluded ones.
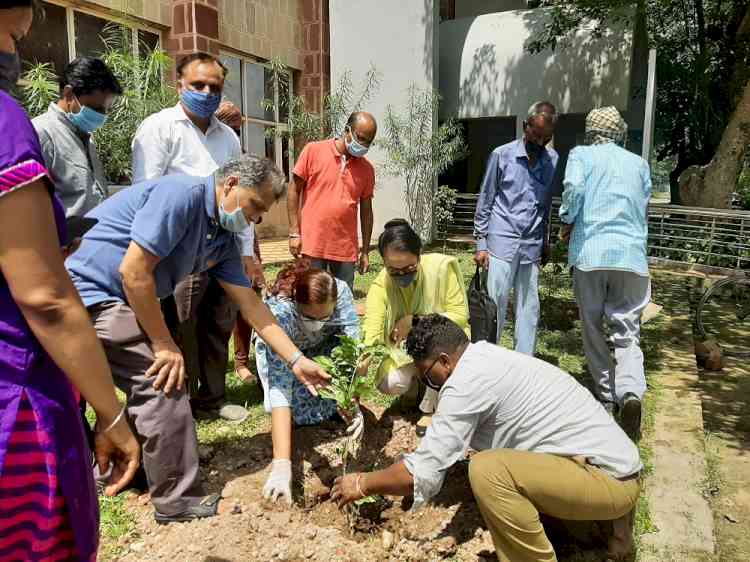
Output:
[487,253,540,355]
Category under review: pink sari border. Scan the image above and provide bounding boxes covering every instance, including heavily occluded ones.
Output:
[0,160,49,197]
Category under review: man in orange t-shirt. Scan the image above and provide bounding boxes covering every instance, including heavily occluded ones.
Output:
[287,112,377,289]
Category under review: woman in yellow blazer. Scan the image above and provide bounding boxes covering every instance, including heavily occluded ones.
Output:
[363,219,469,415]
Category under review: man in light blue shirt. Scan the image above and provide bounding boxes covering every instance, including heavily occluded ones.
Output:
[559,106,652,441]
[474,101,559,354]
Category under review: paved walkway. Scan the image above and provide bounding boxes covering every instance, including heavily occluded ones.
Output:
[258,237,294,265]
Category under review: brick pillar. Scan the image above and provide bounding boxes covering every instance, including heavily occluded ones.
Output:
[165,0,220,79]
[300,0,330,114]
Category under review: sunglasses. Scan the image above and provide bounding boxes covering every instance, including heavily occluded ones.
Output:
[386,263,419,277]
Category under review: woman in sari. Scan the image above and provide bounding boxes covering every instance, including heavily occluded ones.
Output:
[0,3,139,560]
[363,219,469,418]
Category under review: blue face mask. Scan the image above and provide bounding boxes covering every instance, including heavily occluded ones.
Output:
[65,93,107,135]
[181,88,222,119]
[393,271,417,288]
[218,187,250,233]
[345,127,369,158]
[67,103,108,134]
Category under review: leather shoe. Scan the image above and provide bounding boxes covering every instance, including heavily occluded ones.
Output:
[154,493,221,524]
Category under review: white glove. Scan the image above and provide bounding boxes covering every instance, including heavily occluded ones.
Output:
[377,364,418,396]
[262,459,292,506]
[345,404,365,444]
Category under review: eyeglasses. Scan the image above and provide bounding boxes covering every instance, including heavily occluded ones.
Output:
[386,263,419,277]
[300,312,333,323]
[420,356,442,390]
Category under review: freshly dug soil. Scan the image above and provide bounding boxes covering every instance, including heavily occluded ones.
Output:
[112,405,609,561]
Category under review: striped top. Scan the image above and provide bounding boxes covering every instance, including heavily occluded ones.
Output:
[0,392,78,561]
[559,143,651,276]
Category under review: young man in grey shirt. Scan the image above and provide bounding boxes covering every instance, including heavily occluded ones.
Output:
[332,314,641,561]
[33,57,121,218]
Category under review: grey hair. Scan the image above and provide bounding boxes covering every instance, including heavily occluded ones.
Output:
[215,154,286,200]
[526,101,558,125]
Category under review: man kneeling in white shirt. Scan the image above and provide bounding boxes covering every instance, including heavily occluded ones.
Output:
[331,314,642,562]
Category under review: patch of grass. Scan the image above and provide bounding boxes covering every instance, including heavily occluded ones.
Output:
[702,431,724,497]
[99,493,139,560]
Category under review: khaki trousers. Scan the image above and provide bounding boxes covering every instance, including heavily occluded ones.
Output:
[468,449,640,562]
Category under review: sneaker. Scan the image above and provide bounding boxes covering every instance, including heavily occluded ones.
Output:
[154,493,221,525]
[620,393,642,442]
[218,403,249,423]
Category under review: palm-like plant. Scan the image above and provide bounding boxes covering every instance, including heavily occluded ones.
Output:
[381,86,467,241]
[95,26,176,183]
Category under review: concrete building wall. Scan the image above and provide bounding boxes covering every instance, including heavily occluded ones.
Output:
[455,0,528,19]
[439,9,635,120]
[330,0,439,237]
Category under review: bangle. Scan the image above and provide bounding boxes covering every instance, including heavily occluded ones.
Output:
[289,233,301,239]
[287,350,304,369]
[355,472,367,498]
[100,404,126,434]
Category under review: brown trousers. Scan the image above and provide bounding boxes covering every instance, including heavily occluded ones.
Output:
[90,301,204,515]
[468,449,640,562]
[166,273,237,409]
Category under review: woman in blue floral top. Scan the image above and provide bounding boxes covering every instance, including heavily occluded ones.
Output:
[256,260,359,505]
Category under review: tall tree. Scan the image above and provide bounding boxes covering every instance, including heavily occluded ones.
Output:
[528,0,750,207]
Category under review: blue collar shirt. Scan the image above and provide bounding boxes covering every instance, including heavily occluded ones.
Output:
[66,174,250,308]
[474,139,559,264]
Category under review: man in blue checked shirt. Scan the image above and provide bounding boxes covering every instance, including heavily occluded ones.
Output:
[473,101,559,355]
[559,106,652,442]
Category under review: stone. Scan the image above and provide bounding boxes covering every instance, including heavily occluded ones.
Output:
[198,444,214,461]
[381,529,395,550]
[130,542,145,553]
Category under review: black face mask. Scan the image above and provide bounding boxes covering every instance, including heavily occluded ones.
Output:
[0,38,21,92]
[423,374,442,392]
[525,140,544,158]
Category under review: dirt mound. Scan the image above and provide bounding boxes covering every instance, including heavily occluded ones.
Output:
[112,406,608,561]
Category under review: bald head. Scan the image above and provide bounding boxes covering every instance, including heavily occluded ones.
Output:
[347,111,377,141]
[342,111,377,158]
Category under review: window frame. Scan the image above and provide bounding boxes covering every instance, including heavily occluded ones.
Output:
[39,0,163,62]
[219,50,295,177]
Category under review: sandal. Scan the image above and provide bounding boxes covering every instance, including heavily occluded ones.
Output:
[235,366,255,384]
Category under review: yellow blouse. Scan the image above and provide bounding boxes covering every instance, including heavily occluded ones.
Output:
[363,253,469,378]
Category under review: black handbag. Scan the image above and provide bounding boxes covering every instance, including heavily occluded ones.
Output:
[467,265,498,343]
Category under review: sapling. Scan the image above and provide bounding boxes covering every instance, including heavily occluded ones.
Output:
[314,336,388,528]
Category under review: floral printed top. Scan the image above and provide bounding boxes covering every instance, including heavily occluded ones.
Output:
[255,278,360,425]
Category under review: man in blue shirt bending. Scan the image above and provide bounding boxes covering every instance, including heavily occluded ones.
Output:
[66,154,330,524]
[559,106,652,441]
[473,101,559,354]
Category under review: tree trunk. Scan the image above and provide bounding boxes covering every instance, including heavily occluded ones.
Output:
[679,76,750,207]
[679,7,750,208]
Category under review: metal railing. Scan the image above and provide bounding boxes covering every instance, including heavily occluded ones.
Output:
[444,195,750,272]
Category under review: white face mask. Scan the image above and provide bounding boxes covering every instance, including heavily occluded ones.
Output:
[300,317,327,333]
